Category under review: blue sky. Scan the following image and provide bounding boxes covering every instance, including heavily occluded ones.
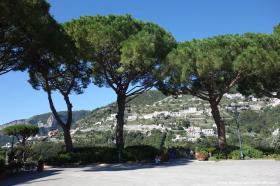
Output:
[0,0,280,124]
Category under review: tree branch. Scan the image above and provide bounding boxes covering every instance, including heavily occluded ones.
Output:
[126,86,152,103]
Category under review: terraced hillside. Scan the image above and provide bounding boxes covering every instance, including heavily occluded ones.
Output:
[73,91,280,147]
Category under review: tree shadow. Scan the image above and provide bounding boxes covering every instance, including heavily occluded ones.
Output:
[84,159,193,172]
[0,169,62,186]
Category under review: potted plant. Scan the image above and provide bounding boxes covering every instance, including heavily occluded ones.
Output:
[195,148,209,161]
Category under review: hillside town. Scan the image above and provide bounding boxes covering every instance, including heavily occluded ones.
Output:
[2,93,279,149]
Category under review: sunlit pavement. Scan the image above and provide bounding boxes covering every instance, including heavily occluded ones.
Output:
[1,160,280,186]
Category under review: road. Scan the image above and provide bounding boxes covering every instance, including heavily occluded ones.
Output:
[1,160,280,186]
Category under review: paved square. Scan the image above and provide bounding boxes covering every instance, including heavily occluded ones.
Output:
[1,160,280,186]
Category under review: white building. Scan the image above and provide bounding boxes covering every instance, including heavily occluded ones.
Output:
[1,143,11,149]
[249,104,262,111]
[127,115,138,121]
[272,128,279,136]
[48,129,59,137]
[106,114,116,121]
[187,137,198,142]
[172,135,187,142]
[201,129,215,136]
[186,126,202,137]
[187,107,197,114]
[268,98,280,107]
[224,93,245,99]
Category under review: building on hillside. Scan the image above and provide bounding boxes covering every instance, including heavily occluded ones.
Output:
[127,115,138,121]
[248,95,258,102]
[249,104,262,111]
[272,128,279,136]
[187,137,198,142]
[268,98,280,107]
[187,107,197,114]
[186,126,202,137]
[172,135,187,142]
[48,129,59,138]
[1,143,11,149]
[106,114,116,121]
[201,129,215,136]
[224,93,245,99]
[37,121,45,128]
[70,129,78,135]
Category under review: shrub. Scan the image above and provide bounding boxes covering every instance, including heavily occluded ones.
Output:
[170,147,190,158]
[274,149,280,154]
[98,148,118,163]
[124,145,160,162]
[211,145,240,160]
[51,153,72,166]
[207,147,216,154]
[263,154,280,160]
[208,156,219,161]
[45,146,118,166]
[73,146,118,163]
[242,145,263,159]
[31,141,65,162]
[6,162,23,174]
[228,150,242,160]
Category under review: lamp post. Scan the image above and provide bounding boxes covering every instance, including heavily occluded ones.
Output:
[227,102,248,160]
[235,109,244,160]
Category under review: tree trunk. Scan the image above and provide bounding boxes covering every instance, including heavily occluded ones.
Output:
[63,95,73,152]
[62,126,73,152]
[210,101,227,150]
[116,94,126,162]
[46,82,73,152]
[22,137,26,147]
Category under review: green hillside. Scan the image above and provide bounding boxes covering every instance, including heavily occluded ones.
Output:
[74,91,280,149]
[1,90,279,150]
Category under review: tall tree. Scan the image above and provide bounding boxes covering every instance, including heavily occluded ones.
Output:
[1,0,89,152]
[0,0,61,75]
[28,55,91,152]
[64,15,176,161]
[158,35,258,150]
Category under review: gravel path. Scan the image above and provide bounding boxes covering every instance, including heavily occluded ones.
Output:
[1,160,279,186]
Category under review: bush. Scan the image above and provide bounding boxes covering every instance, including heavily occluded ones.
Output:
[46,146,118,166]
[6,162,23,174]
[73,146,118,163]
[263,154,280,160]
[228,150,242,160]
[208,156,219,161]
[211,145,263,160]
[169,147,190,158]
[50,153,72,166]
[211,145,238,160]
[31,142,65,162]
[242,145,263,159]
[124,145,159,162]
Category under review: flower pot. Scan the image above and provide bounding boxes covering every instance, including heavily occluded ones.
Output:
[195,152,208,161]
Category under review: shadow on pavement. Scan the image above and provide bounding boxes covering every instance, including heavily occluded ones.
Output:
[84,159,193,172]
[0,169,63,186]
